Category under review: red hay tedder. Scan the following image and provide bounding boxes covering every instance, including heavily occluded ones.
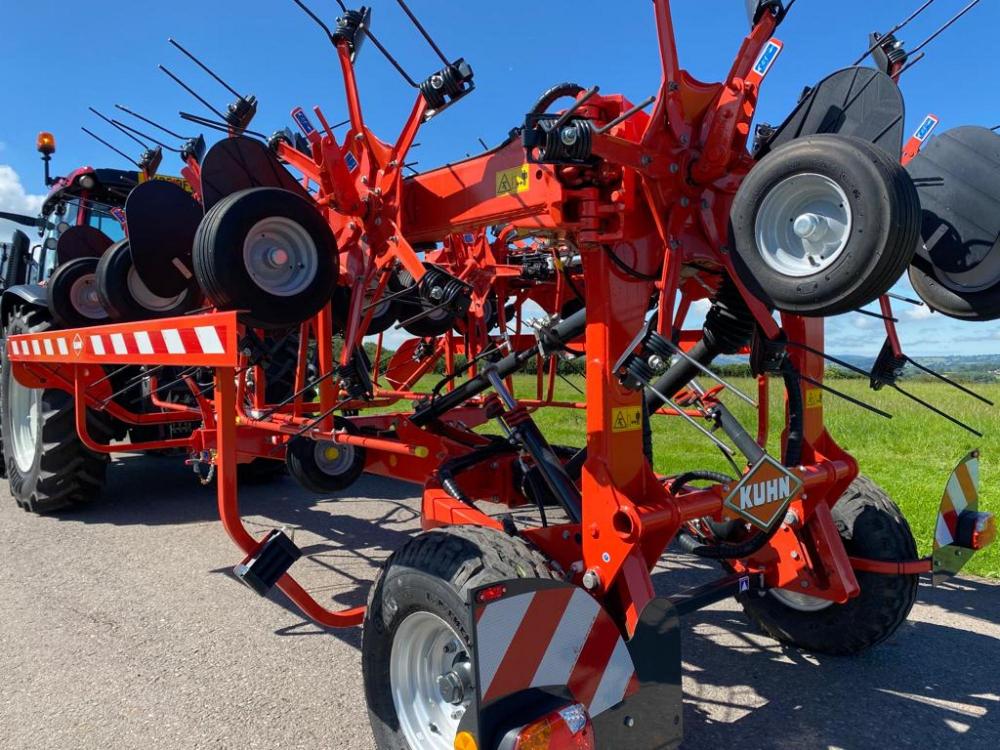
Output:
[2,1,998,748]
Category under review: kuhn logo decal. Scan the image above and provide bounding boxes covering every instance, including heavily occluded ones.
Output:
[292,108,316,136]
[914,115,939,142]
[739,475,793,511]
[724,455,803,530]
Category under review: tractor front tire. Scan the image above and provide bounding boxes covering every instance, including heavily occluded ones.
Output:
[739,476,919,655]
[1,306,112,513]
[363,526,559,750]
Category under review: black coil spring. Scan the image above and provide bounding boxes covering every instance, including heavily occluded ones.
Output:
[703,280,757,354]
[539,118,593,162]
[421,64,465,110]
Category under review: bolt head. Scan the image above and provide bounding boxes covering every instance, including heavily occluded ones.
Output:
[601,552,612,564]
[582,569,601,590]
[560,127,580,146]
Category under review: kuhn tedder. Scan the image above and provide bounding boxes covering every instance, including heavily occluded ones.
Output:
[3,0,999,748]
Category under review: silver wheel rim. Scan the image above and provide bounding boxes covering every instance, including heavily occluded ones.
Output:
[9,374,41,474]
[243,217,319,297]
[770,587,835,612]
[70,275,107,320]
[126,268,186,313]
[313,439,355,476]
[391,612,471,750]
[755,173,853,278]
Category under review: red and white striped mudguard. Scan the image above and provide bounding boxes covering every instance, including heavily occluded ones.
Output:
[465,579,683,750]
[6,311,240,368]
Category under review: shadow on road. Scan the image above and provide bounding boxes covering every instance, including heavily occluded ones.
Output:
[41,456,1000,747]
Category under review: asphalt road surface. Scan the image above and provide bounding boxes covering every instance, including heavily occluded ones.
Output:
[1,455,998,750]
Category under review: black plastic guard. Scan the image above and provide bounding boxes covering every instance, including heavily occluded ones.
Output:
[906,126,1000,276]
[200,136,313,212]
[463,579,682,750]
[55,225,113,263]
[591,598,682,750]
[124,180,203,297]
[760,66,905,158]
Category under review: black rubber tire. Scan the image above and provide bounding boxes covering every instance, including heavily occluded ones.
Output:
[363,525,559,750]
[286,416,366,493]
[1,306,112,513]
[193,187,337,329]
[907,260,1000,322]
[96,239,198,322]
[47,257,111,328]
[730,135,921,317]
[739,476,919,655]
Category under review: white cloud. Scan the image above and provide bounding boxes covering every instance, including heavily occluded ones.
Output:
[906,304,934,321]
[0,165,46,241]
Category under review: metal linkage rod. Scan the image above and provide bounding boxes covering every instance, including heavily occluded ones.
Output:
[906,357,994,406]
[552,87,600,131]
[89,108,150,151]
[112,119,182,153]
[795,372,893,420]
[159,65,229,122]
[645,380,736,456]
[595,95,656,135]
[115,104,192,140]
[395,0,450,66]
[892,384,982,437]
[80,127,140,168]
[168,38,244,99]
[178,111,267,139]
[659,338,756,406]
[852,0,939,65]
[887,291,925,307]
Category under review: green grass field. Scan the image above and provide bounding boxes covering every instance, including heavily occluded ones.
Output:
[499,374,1000,578]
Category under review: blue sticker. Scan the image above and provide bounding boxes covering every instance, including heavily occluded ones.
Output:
[739,576,751,593]
[292,108,316,136]
[753,41,781,77]
[344,152,359,172]
[915,116,938,142]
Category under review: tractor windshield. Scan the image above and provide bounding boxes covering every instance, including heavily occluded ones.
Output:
[88,209,126,243]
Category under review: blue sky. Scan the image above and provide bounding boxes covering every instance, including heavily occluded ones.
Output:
[1,0,998,356]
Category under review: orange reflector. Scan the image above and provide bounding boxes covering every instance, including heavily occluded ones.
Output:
[513,704,595,750]
[455,731,479,750]
[970,513,996,550]
[37,131,56,156]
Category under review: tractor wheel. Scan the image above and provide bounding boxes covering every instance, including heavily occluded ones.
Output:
[47,257,111,328]
[1,306,111,513]
[363,525,559,750]
[96,239,197,321]
[739,476,919,655]
[285,416,366,493]
[730,135,920,317]
[193,187,337,329]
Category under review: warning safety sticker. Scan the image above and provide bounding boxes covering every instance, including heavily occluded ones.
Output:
[496,165,530,196]
[611,406,643,433]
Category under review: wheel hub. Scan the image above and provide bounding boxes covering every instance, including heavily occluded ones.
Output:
[243,217,319,297]
[755,172,853,278]
[8,372,41,474]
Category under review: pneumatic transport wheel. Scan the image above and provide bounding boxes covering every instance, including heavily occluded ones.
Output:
[193,187,337,329]
[730,134,921,317]
[96,239,198,321]
[363,526,559,750]
[285,416,366,493]
[738,476,919,655]
[1,306,112,513]
[47,257,111,329]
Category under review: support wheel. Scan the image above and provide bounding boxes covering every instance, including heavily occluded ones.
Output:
[193,187,337,329]
[1,306,112,513]
[96,239,198,321]
[738,476,919,655]
[730,135,920,317]
[285,416,366,493]
[47,257,110,328]
[363,525,559,750]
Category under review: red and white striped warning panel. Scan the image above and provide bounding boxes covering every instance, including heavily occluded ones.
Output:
[6,311,240,368]
[935,451,979,549]
[473,581,638,718]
